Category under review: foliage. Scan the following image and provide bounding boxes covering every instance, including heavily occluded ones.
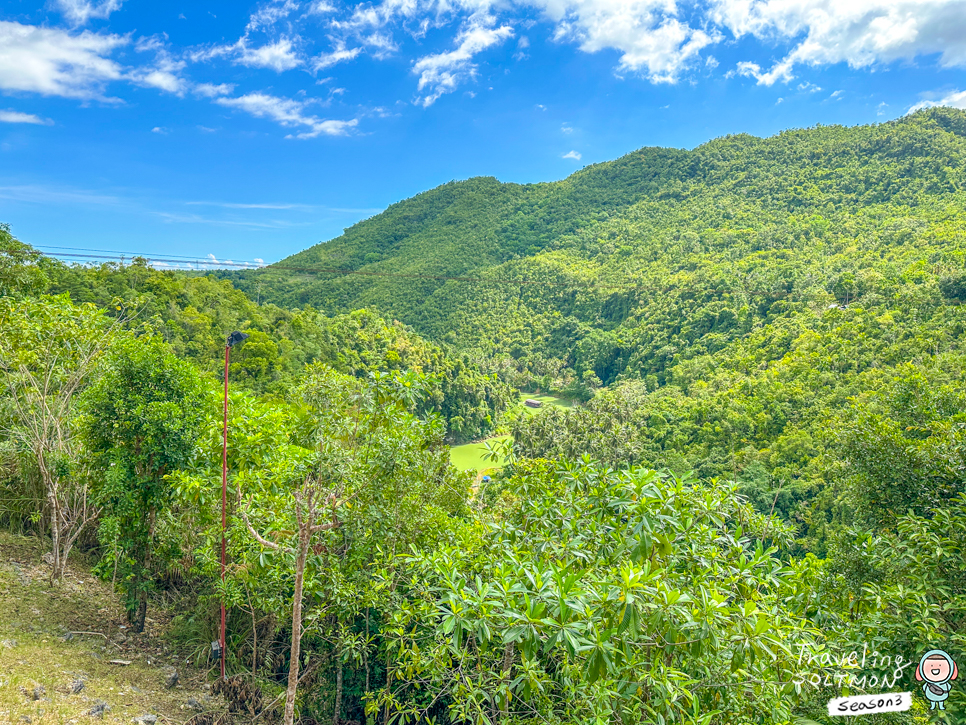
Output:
[169,367,472,723]
[375,459,825,725]
[81,335,210,630]
[41,257,512,441]
[0,223,52,298]
[0,294,118,579]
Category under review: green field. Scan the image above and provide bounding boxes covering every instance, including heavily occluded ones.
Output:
[448,394,572,471]
[518,393,573,415]
[449,434,510,472]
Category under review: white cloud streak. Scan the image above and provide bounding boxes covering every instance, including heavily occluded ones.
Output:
[909,89,966,112]
[194,82,235,97]
[215,92,358,138]
[562,150,582,160]
[314,44,364,70]
[413,21,513,106]
[55,0,124,26]
[0,110,53,125]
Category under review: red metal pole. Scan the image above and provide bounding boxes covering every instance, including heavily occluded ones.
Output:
[221,343,229,681]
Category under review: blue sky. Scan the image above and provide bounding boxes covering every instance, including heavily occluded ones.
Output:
[1,0,965,269]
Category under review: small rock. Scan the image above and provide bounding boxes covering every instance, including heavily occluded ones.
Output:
[18,716,31,724]
[70,678,86,694]
[62,631,75,642]
[163,668,179,688]
[1,638,18,648]
[113,632,127,644]
[185,697,204,712]
[130,685,143,694]
[132,716,158,725]
[31,684,45,700]
[86,700,111,718]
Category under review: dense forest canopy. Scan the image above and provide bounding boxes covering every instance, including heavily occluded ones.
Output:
[1,108,965,724]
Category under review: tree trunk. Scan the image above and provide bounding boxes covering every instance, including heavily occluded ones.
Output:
[333,645,343,725]
[134,505,157,633]
[39,449,65,583]
[284,524,311,725]
[47,488,63,582]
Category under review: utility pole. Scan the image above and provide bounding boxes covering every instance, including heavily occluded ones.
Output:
[221,330,249,680]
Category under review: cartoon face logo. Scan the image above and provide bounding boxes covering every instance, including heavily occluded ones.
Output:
[916,649,958,711]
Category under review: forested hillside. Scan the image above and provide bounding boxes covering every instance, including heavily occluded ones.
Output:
[229,107,966,548]
[1,108,965,724]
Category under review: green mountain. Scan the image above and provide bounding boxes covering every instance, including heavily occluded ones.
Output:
[226,108,966,548]
[230,107,966,375]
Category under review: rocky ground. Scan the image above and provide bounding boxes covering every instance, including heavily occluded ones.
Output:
[0,532,233,724]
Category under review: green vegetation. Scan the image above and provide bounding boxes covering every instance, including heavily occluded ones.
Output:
[2,108,966,723]
[449,435,510,472]
[449,394,572,471]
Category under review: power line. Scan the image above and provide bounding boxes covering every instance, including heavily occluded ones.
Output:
[35,245,265,264]
[39,248,810,299]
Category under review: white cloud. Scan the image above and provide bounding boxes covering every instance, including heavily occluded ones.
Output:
[734,58,794,85]
[0,110,53,125]
[191,36,302,73]
[238,37,303,71]
[216,92,358,138]
[712,0,966,85]
[247,0,300,32]
[413,21,514,106]
[539,1,720,83]
[909,89,966,112]
[562,150,582,160]
[332,0,721,84]
[127,38,191,95]
[830,89,844,99]
[55,0,124,26]
[313,44,363,70]
[561,123,573,133]
[194,82,235,98]
[0,21,125,100]
[151,126,168,134]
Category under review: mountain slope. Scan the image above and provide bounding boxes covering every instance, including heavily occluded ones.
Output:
[233,108,966,384]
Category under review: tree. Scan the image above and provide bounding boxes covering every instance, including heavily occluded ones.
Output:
[0,225,51,298]
[0,294,119,581]
[840,366,966,528]
[375,459,825,725]
[81,335,209,631]
[170,366,470,724]
[239,474,343,725]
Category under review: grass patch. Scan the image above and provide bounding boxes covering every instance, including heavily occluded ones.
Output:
[0,531,224,724]
[448,393,573,471]
[517,393,573,416]
[449,435,509,472]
